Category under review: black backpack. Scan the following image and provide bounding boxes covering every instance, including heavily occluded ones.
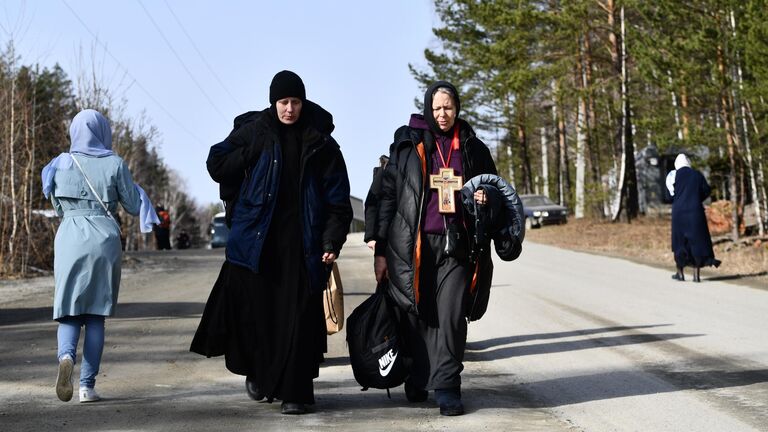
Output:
[346,283,407,394]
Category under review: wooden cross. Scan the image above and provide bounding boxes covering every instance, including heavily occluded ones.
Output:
[429,168,464,213]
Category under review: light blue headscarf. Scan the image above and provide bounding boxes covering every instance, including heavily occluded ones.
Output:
[69,109,115,157]
[42,109,114,197]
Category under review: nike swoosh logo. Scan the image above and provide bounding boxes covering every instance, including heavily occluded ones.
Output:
[379,352,397,377]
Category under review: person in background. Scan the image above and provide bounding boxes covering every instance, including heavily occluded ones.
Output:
[190,70,352,415]
[363,154,389,250]
[668,153,721,282]
[42,109,158,403]
[373,81,497,416]
[154,205,172,250]
[175,229,191,249]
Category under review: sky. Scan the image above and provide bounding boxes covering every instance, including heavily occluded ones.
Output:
[2,0,438,205]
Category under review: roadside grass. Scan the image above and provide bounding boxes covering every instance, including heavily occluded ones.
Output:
[525,216,768,288]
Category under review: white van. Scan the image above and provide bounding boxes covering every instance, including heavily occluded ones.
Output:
[209,212,229,248]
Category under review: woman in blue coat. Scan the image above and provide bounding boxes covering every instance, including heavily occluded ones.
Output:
[669,153,721,282]
[42,109,158,403]
[190,71,352,415]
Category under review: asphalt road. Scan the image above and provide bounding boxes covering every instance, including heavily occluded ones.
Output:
[1,233,766,431]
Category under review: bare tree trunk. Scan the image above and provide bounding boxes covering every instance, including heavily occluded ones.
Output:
[620,5,639,220]
[517,118,532,194]
[551,80,563,205]
[502,96,516,187]
[557,98,570,207]
[680,87,690,140]
[575,95,587,219]
[21,99,31,275]
[0,69,7,271]
[540,126,549,198]
[745,100,768,231]
[730,10,764,235]
[668,70,684,141]
[8,56,18,274]
[611,5,639,221]
[606,0,623,220]
[583,32,604,215]
[716,39,740,240]
[575,38,587,219]
[506,140,516,189]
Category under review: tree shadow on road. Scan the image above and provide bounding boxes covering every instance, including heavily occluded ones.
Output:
[465,324,699,361]
[464,368,768,409]
[706,271,767,282]
[467,324,671,350]
[466,332,702,361]
[0,302,206,326]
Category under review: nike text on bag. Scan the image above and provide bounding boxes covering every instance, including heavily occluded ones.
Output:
[346,283,407,391]
[324,262,344,335]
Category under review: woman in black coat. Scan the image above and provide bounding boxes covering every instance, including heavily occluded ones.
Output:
[373,81,496,416]
[190,71,352,415]
[669,153,720,282]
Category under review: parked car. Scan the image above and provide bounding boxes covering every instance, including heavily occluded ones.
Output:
[208,212,229,248]
[520,194,568,229]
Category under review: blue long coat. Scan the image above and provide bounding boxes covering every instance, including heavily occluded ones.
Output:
[51,155,141,319]
[671,166,719,268]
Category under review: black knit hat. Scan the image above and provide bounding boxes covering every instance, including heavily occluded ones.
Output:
[269,70,306,104]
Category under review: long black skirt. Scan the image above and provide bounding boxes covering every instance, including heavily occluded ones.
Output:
[672,208,721,269]
[190,258,326,404]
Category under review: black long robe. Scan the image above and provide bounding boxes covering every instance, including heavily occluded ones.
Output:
[190,116,326,405]
[671,166,720,268]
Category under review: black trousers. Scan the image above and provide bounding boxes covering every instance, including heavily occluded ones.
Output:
[400,233,471,391]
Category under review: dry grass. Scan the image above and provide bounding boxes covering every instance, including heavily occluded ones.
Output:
[525,216,768,288]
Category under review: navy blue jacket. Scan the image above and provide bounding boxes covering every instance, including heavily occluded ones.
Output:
[671,166,717,266]
[207,102,353,292]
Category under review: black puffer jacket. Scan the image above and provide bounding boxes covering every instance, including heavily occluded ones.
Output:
[460,174,525,320]
[375,115,496,315]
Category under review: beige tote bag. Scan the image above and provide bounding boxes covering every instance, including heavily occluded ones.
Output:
[324,262,344,335]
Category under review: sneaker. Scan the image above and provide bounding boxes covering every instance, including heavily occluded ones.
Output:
[280,401,307,415]
[79,387,101,403]
[435,387,464,416]
[404,380,428,403]
[55,355,74,402]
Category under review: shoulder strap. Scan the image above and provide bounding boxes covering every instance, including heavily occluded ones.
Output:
[71,155,122,234]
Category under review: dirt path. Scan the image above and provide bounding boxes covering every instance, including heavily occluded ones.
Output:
[0,236,570,432]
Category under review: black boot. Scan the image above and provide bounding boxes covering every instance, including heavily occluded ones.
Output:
[693,267,701,283]
[281,401,307,415]
[404,380,428,403]
[671,267,685,281]
[245,376,265,401]
[435,387,464,416]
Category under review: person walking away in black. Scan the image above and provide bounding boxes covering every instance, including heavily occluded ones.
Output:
[154,205,172,250]
[190,70,353,415]
[373,81,497,416]
[669,153,721,282]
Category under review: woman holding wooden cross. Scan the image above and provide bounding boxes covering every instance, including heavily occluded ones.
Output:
[372,81,497,416]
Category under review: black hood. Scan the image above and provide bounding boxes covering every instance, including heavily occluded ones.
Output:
[423,81,461,136]
[301,99,335,134]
